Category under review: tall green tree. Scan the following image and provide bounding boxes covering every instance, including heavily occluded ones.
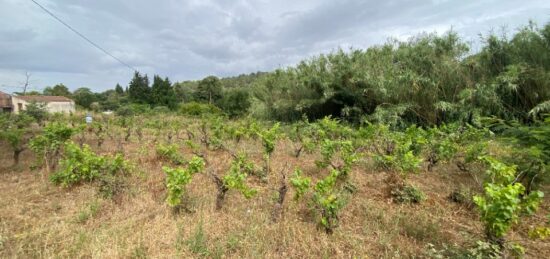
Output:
[218,88,251,118]
[127,71,151,104]
[43,84,71,97]
[72,87,96,109]
[151,75,177,109]
[195,76,222,104]
[115,83,124,95]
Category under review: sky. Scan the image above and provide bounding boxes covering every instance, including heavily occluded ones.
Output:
[1,0,549,93]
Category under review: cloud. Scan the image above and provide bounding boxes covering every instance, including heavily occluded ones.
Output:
[0,0,549,92]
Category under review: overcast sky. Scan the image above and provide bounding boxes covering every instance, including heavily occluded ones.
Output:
[1,0,549,93]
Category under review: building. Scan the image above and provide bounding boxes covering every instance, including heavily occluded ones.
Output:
[0,91,76,114]
[0,91,12,112]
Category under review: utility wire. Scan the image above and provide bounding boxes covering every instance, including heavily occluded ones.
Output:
[30,0,137,72]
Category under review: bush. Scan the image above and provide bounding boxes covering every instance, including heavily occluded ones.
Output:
[163,156,205,207]
[50,142,129,187]
[29,122,76,171]
[448,186,474,207]
[23,101,48,124]
[151,106,171,114]
[179,102,222,116]
[116,104,150,116]
[156,143,185,165]
[391,184,426,203]
[217,88,251,118]
[473,156,544,244]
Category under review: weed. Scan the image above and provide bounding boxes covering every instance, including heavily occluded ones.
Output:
[391,184,426,204]
[185,221,209,256]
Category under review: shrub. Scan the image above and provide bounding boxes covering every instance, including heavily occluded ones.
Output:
[315,139,358,178]
[151,106,171,114]
[50,142,129,187]
[29,122,75,171]
[179,102,221,116]
[163,156,205,207]
[23,101,48,124]
[0,113,34,166]
[312,169,349,234]
[222,155,257,198]
[391,184,426,203]
[255,122,281,177]
[448,186,474,207]
[217,88,251,118]
[156,143,185,165]
[213,154,257,210]
[289,169,311,200]
[474,156,544,245]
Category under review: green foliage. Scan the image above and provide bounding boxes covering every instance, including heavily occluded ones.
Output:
[156,143,185,165]
[179,102,222,116]
[315,139,358,177]
[72,87,97,109]
[473,156,544,240]
[195,76,222,105]
[0,113,33,165]
[529,226,550,240]
[369,124,424,175]
[256,123,281,177]
[50,142,129,187]
[217,88,251,118]
[75,200,101,224]
[43,83,71,97]
[128,71,151,104]
[287,119,316,157]
[29,122,75,169]
[391,185,426,203]
[256,122,280,155]
[163,156,205,207]
[23,101,48,123]
[185,221,210,256]
[375,150,423,176]
[487,116,550,191]
[312,169,348,234]
[425,126,459,167]
[222,154,257,199]
[151,75,177,109]
[289,169,311,200]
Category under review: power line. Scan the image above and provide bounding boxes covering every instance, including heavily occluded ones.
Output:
[29,0,137,72]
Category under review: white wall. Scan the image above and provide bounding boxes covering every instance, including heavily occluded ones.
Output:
[46,102,75,113]
[11,96,27,114]
[11,96,75,114]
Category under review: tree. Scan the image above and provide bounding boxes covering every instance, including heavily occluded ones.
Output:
[115,83,124,95]
[98,89,126,111]
[173,81,198,103]
[151,75,177,109]
[72,87,96,109]
[43,84,71,97]
[195,76,222,105]
[127,71,151,104]
[217,88,251,117]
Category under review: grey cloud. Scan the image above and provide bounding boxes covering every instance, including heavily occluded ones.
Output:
[0,0,549,92]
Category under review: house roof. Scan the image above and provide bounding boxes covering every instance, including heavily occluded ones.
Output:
[0,91,12,108]
[14,95,73,103]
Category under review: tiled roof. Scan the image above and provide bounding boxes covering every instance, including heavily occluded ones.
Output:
[15,95,73,103]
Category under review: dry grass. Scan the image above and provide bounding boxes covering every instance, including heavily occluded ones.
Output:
[0,133,549,258]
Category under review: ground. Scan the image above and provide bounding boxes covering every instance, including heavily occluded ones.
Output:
[0,131,549,258]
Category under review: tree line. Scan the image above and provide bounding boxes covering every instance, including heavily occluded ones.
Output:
[19,20,550,126]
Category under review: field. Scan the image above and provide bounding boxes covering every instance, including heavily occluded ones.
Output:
[0,113,549,258]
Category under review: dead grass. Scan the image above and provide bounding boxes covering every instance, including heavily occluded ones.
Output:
[0,133,549,259]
